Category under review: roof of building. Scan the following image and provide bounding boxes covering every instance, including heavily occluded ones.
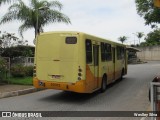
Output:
[126,46,141,52]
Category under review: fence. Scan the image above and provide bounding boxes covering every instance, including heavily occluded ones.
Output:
[0,57,34,80]
[11,57,34,66]
[0,57,9,81]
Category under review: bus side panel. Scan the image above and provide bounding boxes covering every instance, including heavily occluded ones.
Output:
[124,48,128,75]
[115,46,126,80]
[84,36,102,92]
[99,43,115,85]
[115,60,122,80]
[100,61,113,85]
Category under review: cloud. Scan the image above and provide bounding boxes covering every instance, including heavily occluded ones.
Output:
[0,0,152,45]
[45,0,152,44]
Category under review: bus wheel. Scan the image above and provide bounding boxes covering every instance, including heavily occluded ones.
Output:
[101,75,107,93]
[120,68,124,80]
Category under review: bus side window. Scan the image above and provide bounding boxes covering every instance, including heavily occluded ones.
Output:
[117,46,120,60]
[112,47,115,63]
[86,39,92,64]
[101,42,112,61]
[105,43,112,61]
[101,42,105,61]
[117,46,124,60]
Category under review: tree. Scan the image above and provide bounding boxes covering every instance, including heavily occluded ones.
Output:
[0,31,28,56]
[1,45,35,58]
[135,0,160,27]
[0,57,8,81]
[0,31,18,55]
[0,0,71,38]
[0,32,18,48]
[0,0,13,5]
[144,29,160,45]
[135,32,144,44]
[118,36,128,44]
[139,42,146,46]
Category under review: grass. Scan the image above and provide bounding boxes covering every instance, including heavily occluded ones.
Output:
[6,77,33,85]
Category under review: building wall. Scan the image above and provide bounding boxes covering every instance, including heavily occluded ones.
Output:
[137,46,160,61]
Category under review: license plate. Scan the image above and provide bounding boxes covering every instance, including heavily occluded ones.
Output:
[51,83,60,87]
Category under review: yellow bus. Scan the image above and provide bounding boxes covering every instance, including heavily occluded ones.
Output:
[33,31,127,93]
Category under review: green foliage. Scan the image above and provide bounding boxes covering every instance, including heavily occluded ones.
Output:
[11,64,33,77]
[7,77,33,85]
[1,45,35,58]
[11,64,26,77]
[0,31,28,56]
[135,0,160,26]
[0,0,71,38]
[24,66,33,77]
[135,32,144,44]
[138,29,160,46]
[140,42,148,46]
[118,36,128,44]
[130,44,136,47]
[0,32,19,48]
[0,57,7,81]
[137,32,144,38]
[144,29,160,45]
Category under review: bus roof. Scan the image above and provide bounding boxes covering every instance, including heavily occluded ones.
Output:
[39,31,126,47]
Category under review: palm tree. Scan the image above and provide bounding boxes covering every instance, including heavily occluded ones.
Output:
[0,0,71,38]
[135,32,144,44]
[0,0,12,5]
[0,0,16,6]
[118,36,128,44]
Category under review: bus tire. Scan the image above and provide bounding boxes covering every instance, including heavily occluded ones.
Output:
[120,68,124,80]
[101,75,107,93]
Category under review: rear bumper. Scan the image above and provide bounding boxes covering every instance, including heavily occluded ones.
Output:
[33,77,90,93]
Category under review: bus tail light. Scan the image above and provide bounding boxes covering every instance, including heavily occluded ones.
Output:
[33,64,36,77]
[78,66,82,80]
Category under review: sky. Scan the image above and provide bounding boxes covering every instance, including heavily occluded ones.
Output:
[0,0,153,45]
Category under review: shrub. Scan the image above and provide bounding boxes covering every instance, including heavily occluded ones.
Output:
[11,64,33,77]
[0,58,8,81]
[11,64,26,77]
[25,66,33,77]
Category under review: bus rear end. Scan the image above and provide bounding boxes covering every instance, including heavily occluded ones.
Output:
[33,32,86,93]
